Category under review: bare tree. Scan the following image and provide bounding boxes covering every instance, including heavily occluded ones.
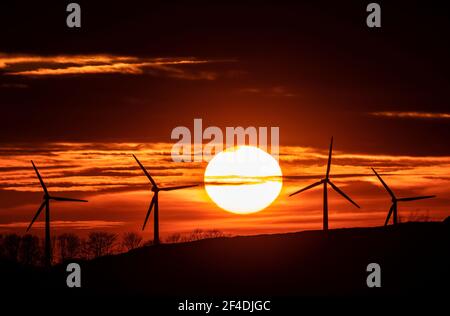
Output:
[407,210,430,222]
[3,234,21,262]
[84,232,117,258]
[121,232,143,251]
[142,240,154,247]
[19,234,42,266]
[165,229,228,243]
[165,233,183,243]
[187,229,227,241]
[58,233,81,261]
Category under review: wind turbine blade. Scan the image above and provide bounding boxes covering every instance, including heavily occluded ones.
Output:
[31,161,48,195]
[26,201,46,232]
[51,196,88,202]
[289,180,323,197]
[371,168,395,199]
[325,136,333,178]
[142,195,156,231]
[160,184,198,191]
[384,204,394,226]
[328,181,360,208]
[397,195,435,202]
[133,154,157,188]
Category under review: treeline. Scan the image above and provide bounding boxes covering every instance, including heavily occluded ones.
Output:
[0,229,227,266]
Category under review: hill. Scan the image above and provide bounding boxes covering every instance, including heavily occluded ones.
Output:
[1,221,449,297]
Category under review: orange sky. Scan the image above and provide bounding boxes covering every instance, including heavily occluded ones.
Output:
[0,142,448,240]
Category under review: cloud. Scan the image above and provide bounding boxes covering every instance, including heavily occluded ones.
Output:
[369,111,450,120]
[0,53,224,79]
[239,85,296,97]
[205,175,282,186]
[1,142,450,197]
[0,83,28,89]
[0,220,125,230]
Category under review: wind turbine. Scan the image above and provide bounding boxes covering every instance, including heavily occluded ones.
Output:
[133,154,198,245]
[289,137,360,231]
[371,168,435,226]
[27,161,87,267]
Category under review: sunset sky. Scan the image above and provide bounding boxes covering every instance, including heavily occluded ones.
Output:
[0,1,449,239]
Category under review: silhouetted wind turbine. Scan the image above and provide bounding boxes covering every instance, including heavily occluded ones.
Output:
[289,137,360,231]
[27,161,87,267]
[133,154,198,245]
[371,168,435,226]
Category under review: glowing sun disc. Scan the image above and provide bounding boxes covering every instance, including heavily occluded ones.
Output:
[204,146,282,214]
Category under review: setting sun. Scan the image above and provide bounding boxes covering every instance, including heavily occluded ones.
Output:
[204,146,282,214]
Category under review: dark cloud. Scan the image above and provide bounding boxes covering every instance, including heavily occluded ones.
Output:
[369,112,450,120]
[0,164,80,172]
[0,53,223,79]
[0,83,28,89]
[284,174,372,181]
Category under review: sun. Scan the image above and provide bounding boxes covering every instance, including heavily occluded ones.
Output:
[204,146,282,214]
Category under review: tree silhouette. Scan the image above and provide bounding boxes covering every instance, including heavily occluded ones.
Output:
[165,229,227,243]
[121,232,143,251]
[165,233,182,243]
[84,232,117,258]
[19,234,42,266]
[186,229,227,241]
[57,233,81,261]
[3,234,21,262]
